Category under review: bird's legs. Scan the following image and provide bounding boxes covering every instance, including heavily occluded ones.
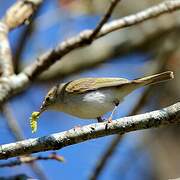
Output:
[97,116,104,123]
[108,100,119,123]
[97,100,119,123]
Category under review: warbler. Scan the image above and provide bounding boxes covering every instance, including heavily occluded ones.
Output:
[39,71,174,122]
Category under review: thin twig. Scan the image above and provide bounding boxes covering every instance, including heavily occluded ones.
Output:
[0,22,13,76]
[38,25,180,81]
[89,0,121,41]
[13,3,43,74]
[89,134,123,180]
[2,104,25,140]
[0,153,64,168]
[23,0,180,79]
[0,102,179,160]
[0,174,31,180]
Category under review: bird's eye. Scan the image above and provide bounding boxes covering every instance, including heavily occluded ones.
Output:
[46,97,50,101]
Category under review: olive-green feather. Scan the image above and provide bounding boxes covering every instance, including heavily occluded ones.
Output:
[65,78,130,93]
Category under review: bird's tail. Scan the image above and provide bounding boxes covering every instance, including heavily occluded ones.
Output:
[132,71,174,86]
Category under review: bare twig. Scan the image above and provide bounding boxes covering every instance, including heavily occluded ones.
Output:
[2,104,25,140]
[13,24,35,73]
[89,0,121,41]
[0,102,179,160]
[0,152,64,168]
[0,22,13,76]
[23,0,180,79]
[0,174,31,180]
[38,25,180,81]
[13,3,42,74]
[89,134,123,180]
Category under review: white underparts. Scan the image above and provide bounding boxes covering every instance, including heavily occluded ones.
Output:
[83,91,106,104]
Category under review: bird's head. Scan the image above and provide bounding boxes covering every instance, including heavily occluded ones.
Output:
[39,85,59,114]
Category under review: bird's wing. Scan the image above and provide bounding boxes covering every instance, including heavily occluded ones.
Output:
[65,78,130,93]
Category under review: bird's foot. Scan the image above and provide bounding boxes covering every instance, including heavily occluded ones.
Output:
[97,117,105,123]
[73,125,81,130]
[107,117,112,123]
[105,118,112,130]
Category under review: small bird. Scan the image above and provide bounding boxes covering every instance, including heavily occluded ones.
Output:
[39,71,174,122]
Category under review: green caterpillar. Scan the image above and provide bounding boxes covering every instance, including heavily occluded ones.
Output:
[30,112,40,133]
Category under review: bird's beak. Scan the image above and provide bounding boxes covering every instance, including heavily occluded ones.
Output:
[39,102,47,114]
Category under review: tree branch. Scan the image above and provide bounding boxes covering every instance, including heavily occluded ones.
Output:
[0,153,64,168]
[2,103,25,140]
[23,0,180,79]
[0,0,42,77]
[0,102,179,160]
[89,0,121,41]
[0,22,13,76]
[0,0,43,103]
[13,2,43,74]
[38,24,180,81]
[3,0,42,31]
[0,174,31,180]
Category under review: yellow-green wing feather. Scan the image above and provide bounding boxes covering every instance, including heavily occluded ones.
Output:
[66,78,130,93]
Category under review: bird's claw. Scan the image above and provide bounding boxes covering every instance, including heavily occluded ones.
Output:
[107,117,112,123]
[73,125,81,130]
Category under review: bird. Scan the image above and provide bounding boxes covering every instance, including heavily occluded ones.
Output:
[39,71,174,122]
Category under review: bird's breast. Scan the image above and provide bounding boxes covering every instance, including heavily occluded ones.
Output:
[58,89,119,119]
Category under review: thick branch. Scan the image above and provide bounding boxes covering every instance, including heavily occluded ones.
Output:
[0,102,179,160]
